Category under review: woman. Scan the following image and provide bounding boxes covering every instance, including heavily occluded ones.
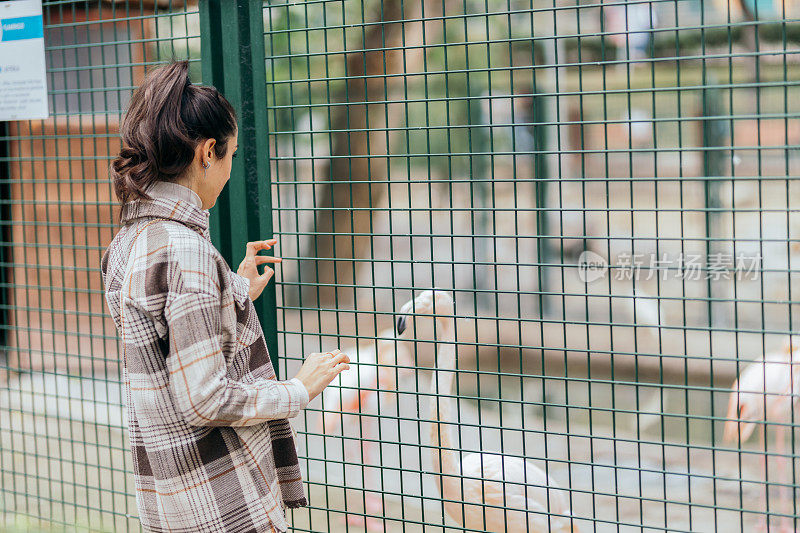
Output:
[101,60,349,532]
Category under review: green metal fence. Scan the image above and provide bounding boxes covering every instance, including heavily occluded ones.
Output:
[2,0,800,531]
[0,2,201,531]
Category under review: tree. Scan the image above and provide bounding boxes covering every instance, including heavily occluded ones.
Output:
[300,0,433,305]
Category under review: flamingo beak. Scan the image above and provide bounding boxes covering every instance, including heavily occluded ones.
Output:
[396,316,406,335]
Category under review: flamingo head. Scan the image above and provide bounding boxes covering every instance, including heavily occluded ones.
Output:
[395,288,455,338]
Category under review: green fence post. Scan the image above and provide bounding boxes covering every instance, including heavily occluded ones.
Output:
[199,0,279,373]
[199,0,225,257]
[533,93,550,317]
[467,90,490,310]
[701,81,727,327]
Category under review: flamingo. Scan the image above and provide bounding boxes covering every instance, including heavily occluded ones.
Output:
[320,328,412,531]
[321,328,411,432]
[724,335,800,531]
[396,289,578,532]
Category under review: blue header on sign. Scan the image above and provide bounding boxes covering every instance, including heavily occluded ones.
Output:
[1,15,44,42]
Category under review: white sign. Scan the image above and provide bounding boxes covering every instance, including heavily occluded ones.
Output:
[0,0,48,121]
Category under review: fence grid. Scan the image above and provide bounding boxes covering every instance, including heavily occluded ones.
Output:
[1,0,799,531]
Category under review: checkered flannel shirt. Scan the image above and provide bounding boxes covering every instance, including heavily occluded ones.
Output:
[101,181,309,532]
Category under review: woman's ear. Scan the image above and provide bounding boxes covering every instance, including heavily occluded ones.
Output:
[201,138,216,162]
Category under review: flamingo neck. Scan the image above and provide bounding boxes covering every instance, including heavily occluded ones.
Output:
[428,321,461,494]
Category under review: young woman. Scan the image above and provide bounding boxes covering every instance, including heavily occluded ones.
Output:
[101,60,349,532]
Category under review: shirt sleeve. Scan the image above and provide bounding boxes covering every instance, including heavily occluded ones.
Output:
[164,274,309,427]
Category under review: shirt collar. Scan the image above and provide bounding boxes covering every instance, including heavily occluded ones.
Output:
[145,181,203,208]
[120,181,210,240]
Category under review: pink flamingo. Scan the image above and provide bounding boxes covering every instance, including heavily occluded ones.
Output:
[320,328,411,531]
[396,289,579,532]
[724,336,800,532]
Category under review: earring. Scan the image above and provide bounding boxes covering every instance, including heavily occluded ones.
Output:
[202,160,209,180]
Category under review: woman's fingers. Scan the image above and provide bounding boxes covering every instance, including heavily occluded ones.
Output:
[244,241,259,258]
[331,352,349,366]
[332,362,350,374]
[237,255,252,269]
[245,239,278,258]
[293,350,350,400]
[255,255,282,264]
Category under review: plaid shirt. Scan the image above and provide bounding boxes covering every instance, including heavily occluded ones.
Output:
[101,181,308,532]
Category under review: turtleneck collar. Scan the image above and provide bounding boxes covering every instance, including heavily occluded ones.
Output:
[120,181,210,240]
[145,181,203,208]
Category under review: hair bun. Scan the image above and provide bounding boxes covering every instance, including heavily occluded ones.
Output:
[110,60,237,207]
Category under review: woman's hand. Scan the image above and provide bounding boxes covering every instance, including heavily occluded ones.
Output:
[294,349,350,401]
[237,239,282,301]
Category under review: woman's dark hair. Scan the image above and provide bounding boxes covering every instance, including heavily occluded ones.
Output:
[110,60,237,204]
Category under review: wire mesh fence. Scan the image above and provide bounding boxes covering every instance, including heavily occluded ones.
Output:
[0,1,200,530]
[2,0,800,531]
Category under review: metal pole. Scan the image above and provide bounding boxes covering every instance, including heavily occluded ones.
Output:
[200,0,279,373]
[701,79,727,328]
[467,90,490,310]
[533,92,550,317]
